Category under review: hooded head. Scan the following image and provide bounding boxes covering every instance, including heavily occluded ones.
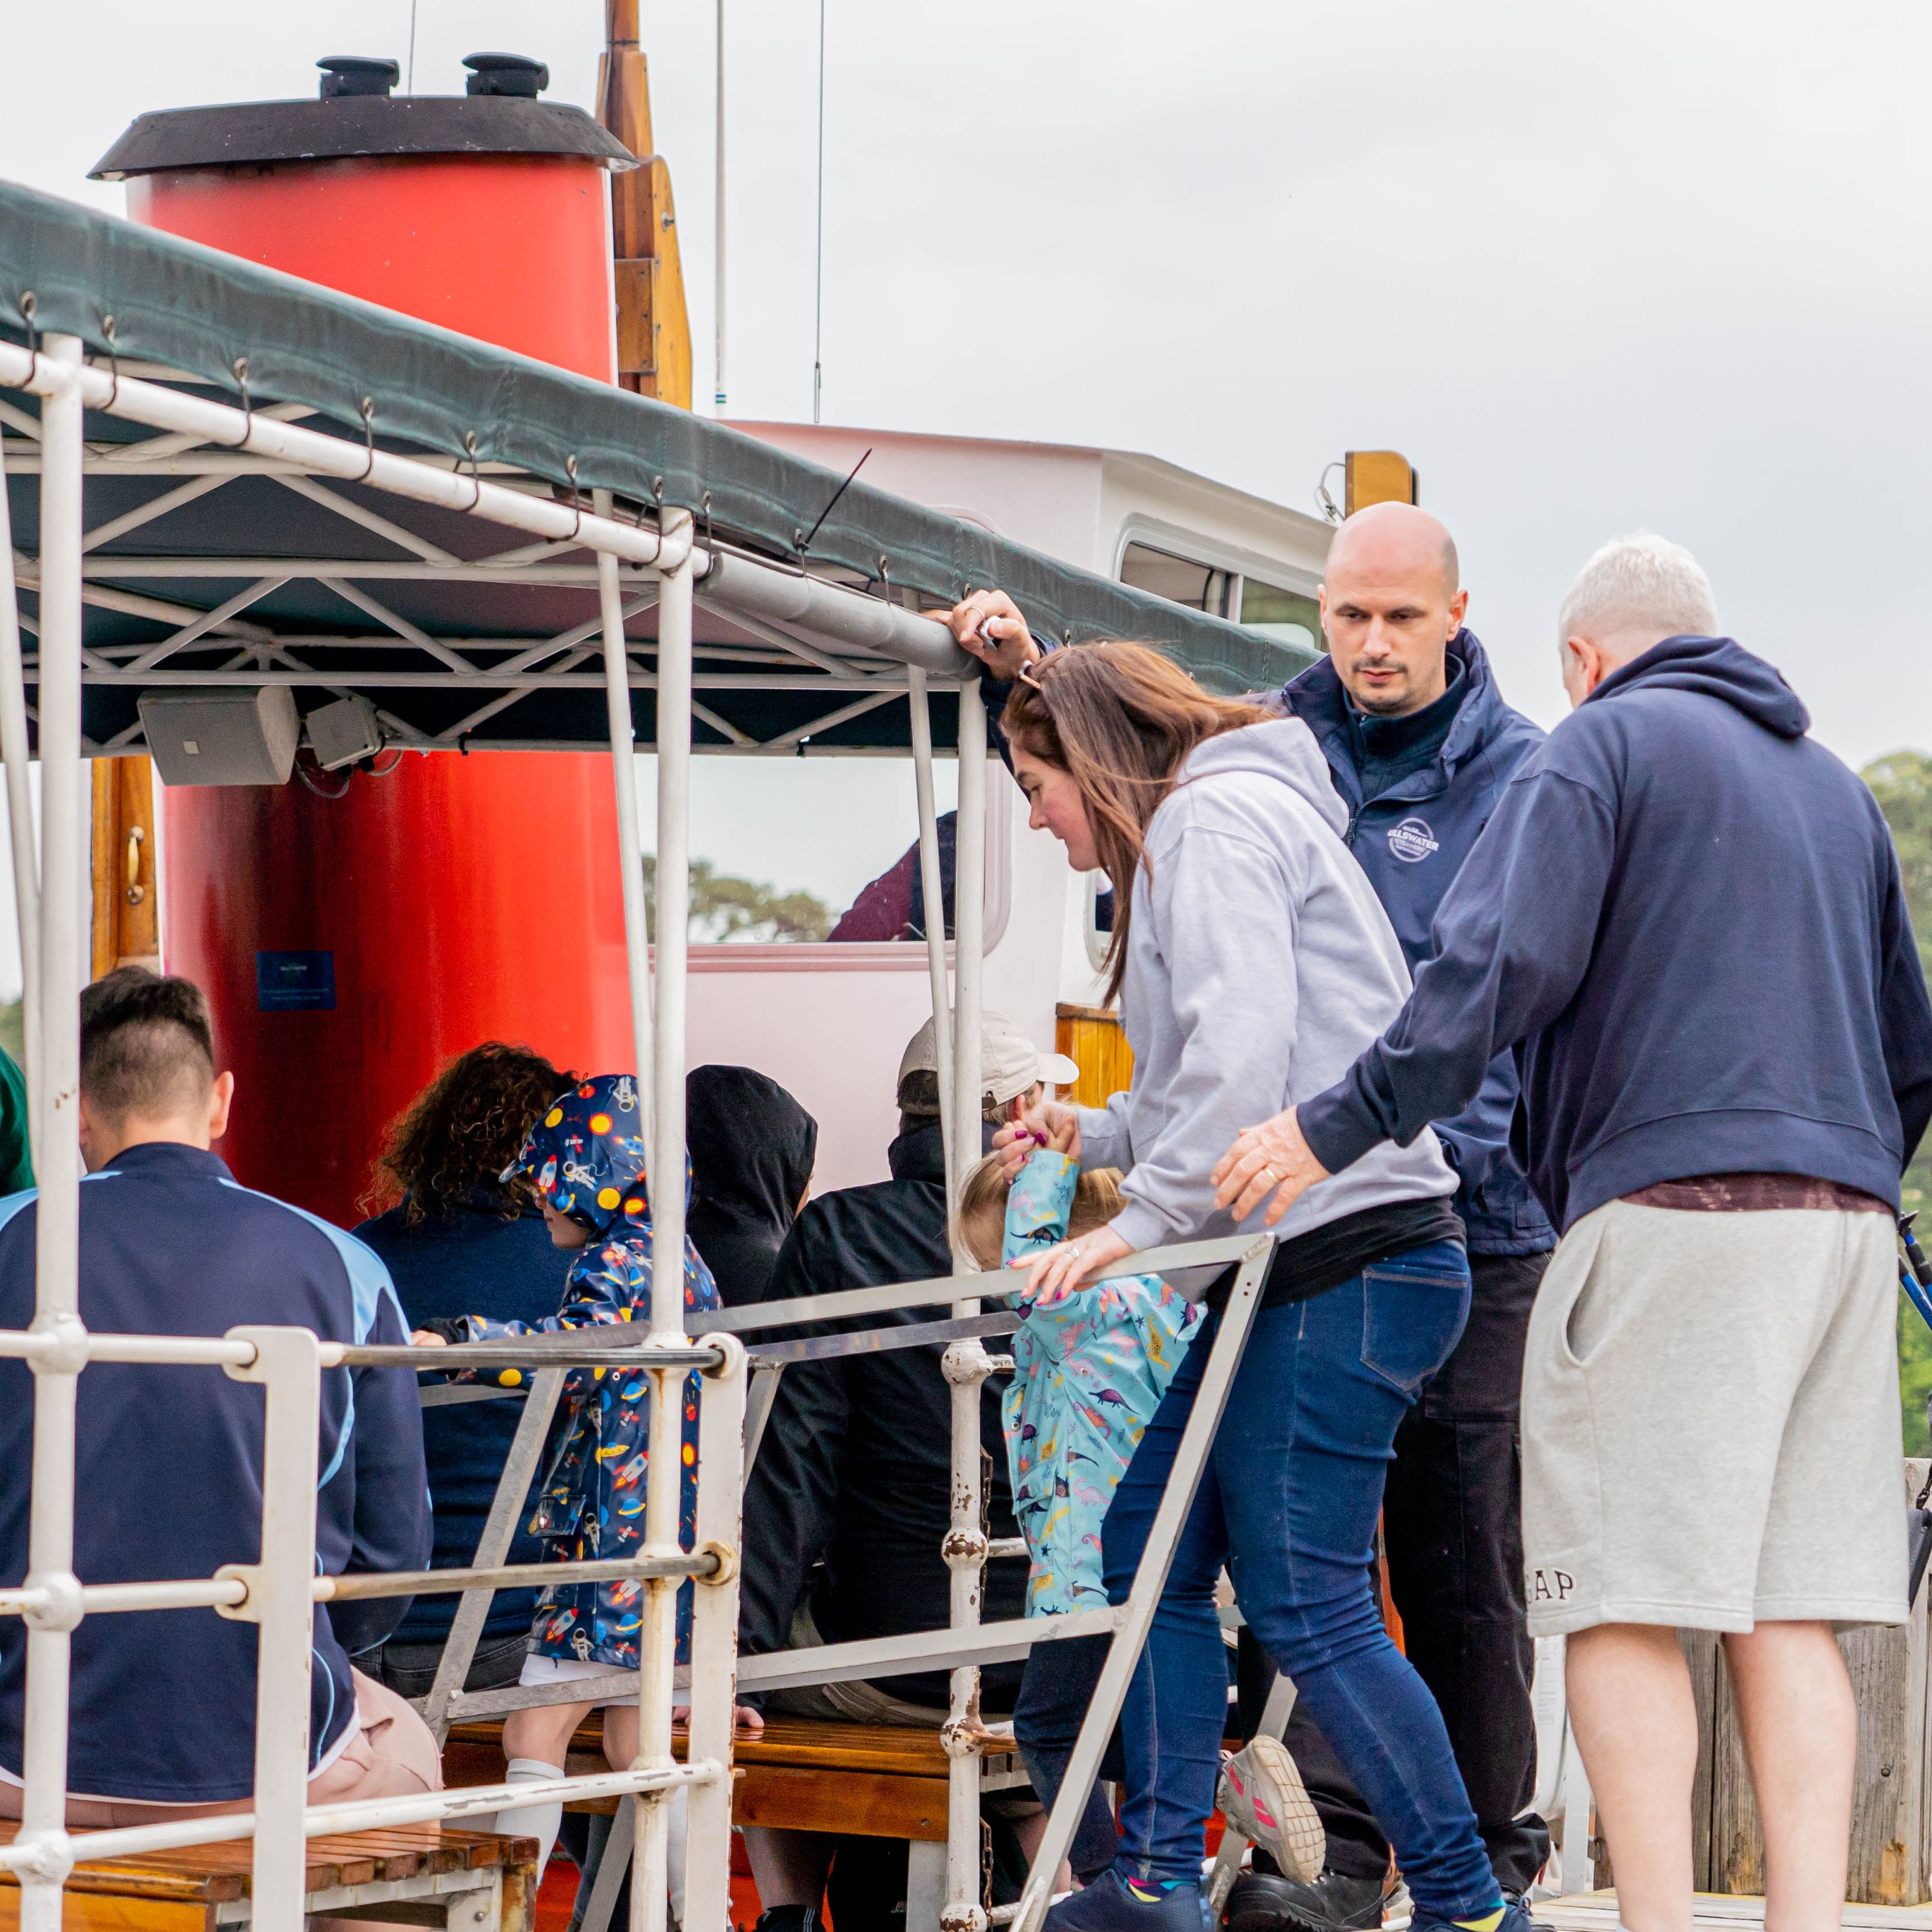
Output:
[504,1072,657,1237]
[684,1065,818,1304]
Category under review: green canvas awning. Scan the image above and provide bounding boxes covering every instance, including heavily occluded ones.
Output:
[0,177,1317,754]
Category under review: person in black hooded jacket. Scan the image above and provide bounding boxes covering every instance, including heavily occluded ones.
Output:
[734,1011,1076,1932]
[685,1065,818,1306]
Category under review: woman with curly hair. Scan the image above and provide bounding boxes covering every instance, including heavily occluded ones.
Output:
[353,1041,574,1699]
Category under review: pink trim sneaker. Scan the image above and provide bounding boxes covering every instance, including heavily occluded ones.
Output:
[1218,1735,1326,1883]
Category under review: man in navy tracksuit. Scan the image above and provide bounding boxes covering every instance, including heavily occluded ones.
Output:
[1221,534,1932,1932]
[1227,503,1552,1932]
[0,969,435,1819]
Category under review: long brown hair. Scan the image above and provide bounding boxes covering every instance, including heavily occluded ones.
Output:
[1002,642,1271,1002]
[363,1042,575,1226]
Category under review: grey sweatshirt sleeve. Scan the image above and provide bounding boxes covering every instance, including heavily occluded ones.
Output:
[1074,1092,1134,1175]
[1106,825,1304,1253]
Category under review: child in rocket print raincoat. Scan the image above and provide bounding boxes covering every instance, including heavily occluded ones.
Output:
[417,1073,721,1671]
[957,1132,1201,1614]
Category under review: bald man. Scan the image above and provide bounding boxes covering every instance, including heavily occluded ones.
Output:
[1219,505,1551,1932]
[950,509,1554,1931]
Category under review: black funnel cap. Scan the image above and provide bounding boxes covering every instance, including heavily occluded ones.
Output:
[318,56,399,99]
[463,53,549,98]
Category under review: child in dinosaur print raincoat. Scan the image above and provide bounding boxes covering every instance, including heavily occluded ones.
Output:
[957,1131,1200,1614]
[420,1073,721,1670]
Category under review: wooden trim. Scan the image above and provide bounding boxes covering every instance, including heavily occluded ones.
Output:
[1054,1003,1133,1108]
[89,756,160,982]
[734,1764,950,1842]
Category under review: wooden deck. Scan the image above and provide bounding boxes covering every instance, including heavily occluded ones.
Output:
[1536,1893,1932,1932]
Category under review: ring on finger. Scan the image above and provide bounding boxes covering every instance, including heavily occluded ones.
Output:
[1260,1164,1283,1187]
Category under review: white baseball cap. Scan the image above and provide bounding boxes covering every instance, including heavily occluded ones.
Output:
[898,1010,1081,1108]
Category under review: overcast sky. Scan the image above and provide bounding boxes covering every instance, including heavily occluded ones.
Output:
[5,0,1930,764]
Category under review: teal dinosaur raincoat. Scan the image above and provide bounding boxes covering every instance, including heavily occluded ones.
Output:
[1001,1149,1202,1614]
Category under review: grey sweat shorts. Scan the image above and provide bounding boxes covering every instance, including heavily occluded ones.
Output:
[1520,1197,1907,1637]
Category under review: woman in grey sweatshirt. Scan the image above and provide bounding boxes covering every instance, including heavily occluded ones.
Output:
[978,633,1522,1932]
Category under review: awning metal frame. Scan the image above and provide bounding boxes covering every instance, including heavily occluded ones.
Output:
[0,301,1303,1932]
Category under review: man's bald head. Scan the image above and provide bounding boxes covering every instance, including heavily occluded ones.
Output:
[1318,502,1469,717]
[1325,501,1460,600]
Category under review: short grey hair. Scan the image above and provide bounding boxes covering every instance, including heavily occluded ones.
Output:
[1557,532,1717,655]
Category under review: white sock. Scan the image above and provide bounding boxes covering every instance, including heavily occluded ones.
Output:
[666,1784,688,1927]
[493,1757,565,1880]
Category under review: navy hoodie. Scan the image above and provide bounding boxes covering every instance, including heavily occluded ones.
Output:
[1299,637,1932,1230]
[1278,630,1555,1254]
[0,1143,429,1803]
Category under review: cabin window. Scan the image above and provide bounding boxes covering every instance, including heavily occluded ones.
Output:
[1239,578,1323,655]
[635,753,1006,957]
[1119,542,1234,618]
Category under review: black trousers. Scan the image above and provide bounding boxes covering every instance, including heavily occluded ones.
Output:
[1237,1250,1552,1898]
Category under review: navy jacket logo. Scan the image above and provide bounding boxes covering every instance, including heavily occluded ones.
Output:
[1386,816,1440,863]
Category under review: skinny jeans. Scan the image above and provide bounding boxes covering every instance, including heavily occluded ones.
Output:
[1100,1241,1499,1918]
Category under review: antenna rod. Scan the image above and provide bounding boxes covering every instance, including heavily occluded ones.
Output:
[714,0,728,413]
[812,0,825,424]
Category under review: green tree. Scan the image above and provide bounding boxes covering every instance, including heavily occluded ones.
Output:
[1863,752,1932,1452]
[640,856,833,944]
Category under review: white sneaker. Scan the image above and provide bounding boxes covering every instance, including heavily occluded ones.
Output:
[1218,1735,1326,1883]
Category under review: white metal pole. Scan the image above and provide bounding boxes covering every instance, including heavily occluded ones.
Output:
[16,334,85,1932]
[950,681,985,1214]
[811,0,825,425]
[942,678,987,1932]
[680,1332,748,1932]
[906,667,954,1198]
[595,489,657,1157]
[713,0,728,414]
[222,1326,322,1930]
[0,433,41,1168]
[637,515,695,1932]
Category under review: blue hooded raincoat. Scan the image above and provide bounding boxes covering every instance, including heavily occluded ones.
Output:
[453,1074,721,1669]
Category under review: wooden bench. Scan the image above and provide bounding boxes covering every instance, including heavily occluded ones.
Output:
[446,1713,1029,1844]
[446,1714,1034,1932]
[0,1820,537,1930]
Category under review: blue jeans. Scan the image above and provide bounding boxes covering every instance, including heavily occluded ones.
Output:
[1013,1634,1125,1883]
[1100,1242,1499,1918]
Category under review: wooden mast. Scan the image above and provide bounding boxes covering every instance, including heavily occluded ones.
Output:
[600,1,694,407]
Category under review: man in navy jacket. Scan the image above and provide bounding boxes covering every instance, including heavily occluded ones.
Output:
[0,969,436,1819]
[1219,535,1932,1932]
[1243,503,1553,1931]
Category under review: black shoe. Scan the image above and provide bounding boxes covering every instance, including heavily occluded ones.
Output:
[1223,1870,1389,1932]
[753,1910,820,1932]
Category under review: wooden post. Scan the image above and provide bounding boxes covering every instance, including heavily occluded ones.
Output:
[1053,1003,1133,1108]
[88,756,160,982]
[600,1,694,407]
[1702,1459,1931,1904]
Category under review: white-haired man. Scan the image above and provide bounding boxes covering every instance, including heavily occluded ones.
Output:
[1212,534,1932,1932]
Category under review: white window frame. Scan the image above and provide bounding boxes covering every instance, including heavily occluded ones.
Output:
[685,750,1013,974]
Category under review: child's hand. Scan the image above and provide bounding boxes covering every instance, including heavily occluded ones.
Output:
[1046,1116,1077,1156]
[410,1329,449,1348]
